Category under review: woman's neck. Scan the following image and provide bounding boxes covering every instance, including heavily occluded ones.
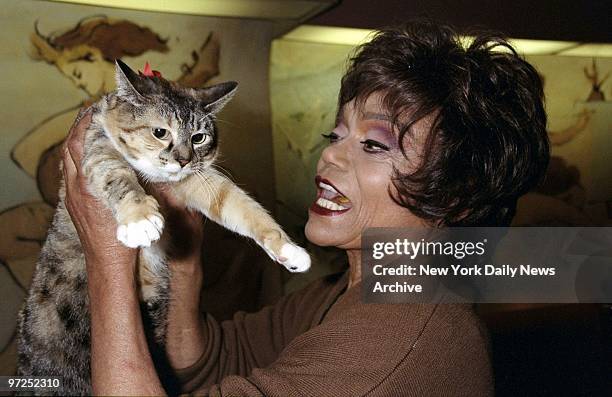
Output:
[346,250,362,289]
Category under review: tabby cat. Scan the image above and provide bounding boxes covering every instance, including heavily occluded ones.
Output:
[16,60,310,395]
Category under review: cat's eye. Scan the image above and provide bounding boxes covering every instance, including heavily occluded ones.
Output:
[152,128,169,139]
[191,133,209,145]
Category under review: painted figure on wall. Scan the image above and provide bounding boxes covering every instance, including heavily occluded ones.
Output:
[514,109,593,226]
[0,16,221,374]
[514,65,612,227]
[584,59,609,102]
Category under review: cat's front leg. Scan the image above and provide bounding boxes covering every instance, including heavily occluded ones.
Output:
[173,171,310,272]
[82,132,164,248]
[114,191,164,248]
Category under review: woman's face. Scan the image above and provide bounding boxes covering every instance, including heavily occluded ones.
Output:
[56,45,115,96]
[305,93,425,250]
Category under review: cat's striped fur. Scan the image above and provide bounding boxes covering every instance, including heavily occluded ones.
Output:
[16,60,310,395]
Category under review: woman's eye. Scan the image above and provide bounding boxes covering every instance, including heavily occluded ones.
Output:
[191,133,208,145]
[152,128,169,139]
[77,52,94,62]
[321,132,340,143]
[360,139,390,152]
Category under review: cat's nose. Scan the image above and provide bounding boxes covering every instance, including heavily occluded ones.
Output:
[177,158,190,167]
[173,148,192,167]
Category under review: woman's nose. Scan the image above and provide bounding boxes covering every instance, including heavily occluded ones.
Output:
[320,139,350,170]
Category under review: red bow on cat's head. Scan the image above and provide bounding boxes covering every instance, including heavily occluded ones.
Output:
[139,62,162,78]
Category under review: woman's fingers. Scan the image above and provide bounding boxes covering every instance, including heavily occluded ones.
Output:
[148,182,182,210]
[65,106,89,144]
[64,108,92,166]
[62,145,78,187]
[63,109,94,196]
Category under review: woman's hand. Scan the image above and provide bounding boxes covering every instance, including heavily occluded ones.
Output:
[148,183,204,268]
[147,183,207,369]
[63,108,164,395]
[62,108,136,269]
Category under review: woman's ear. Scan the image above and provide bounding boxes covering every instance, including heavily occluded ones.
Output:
[115,59,157,102]
[198,81,238,114]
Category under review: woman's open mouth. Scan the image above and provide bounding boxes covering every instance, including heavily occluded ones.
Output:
[310,176,353,216]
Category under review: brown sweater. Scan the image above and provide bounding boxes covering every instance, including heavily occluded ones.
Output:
[176,271,493,396]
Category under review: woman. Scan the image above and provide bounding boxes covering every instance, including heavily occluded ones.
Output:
[62,22,548,395]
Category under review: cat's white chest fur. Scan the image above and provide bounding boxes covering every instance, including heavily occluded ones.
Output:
[140,242,167,274]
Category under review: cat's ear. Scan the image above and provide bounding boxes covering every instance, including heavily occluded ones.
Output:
[198,81,238,114]
[115,59,157,101]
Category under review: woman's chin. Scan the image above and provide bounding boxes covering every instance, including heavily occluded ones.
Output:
[304,219,323,245]
[305,217,356,249]
[304,218,335,247]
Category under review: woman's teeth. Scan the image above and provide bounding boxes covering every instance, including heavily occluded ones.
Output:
[319,182,338,193]
[316,197,348,211]
[336,196,350,204]
[316,179,352,211]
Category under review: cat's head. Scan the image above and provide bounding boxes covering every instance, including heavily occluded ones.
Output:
[102,59,237,182]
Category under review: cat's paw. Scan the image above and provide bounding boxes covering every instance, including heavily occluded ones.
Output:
[116,196,164,248]
[117,215,164,248]
[260,230,310,272]
[278,243,311,273]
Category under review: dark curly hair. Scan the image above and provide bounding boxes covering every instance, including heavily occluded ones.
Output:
[339,21,549,226]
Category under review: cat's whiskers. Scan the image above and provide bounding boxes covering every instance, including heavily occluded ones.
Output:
[138,170,154,184]
[194,170,220,208]
[201,171,221,203]
[212,163,234,180]
[212,117,238,129]
[204,154,234,180]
